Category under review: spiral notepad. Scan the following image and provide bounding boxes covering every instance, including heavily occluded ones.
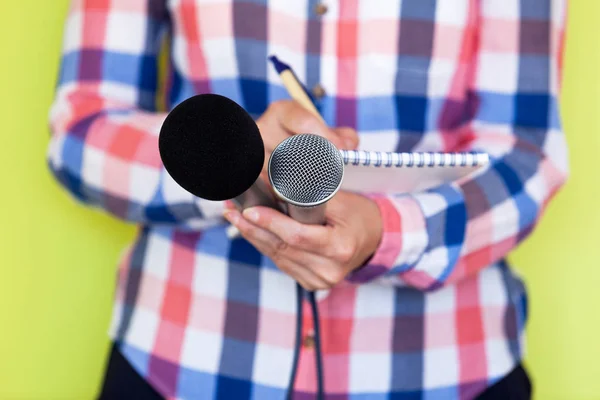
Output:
[338,150,490,194]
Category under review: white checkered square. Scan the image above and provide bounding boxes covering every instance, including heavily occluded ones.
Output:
[491,199,519,242]
[180,328,223,372]
[105,11,147,53]
[423,346,459,387]
[145,233,173,280]
[354,284,395,318]
[82,145,105,190]
[125,308,160,352]
[357,55,399,97]
[358,0,400,20]
[172,36,191,76]
[349,353,391,392]
[478,266,508,306]
[99,82,138,105]
[129,164,159,204]
[203,38,239,78]
[481,0,519,20]
[523,172,547,206]
[427,60,456,97]
[269,0,308,18]
[258,268,297,313]
[398,229,429,266]
[163,172,195,203]
[251,343,293,387]
[357,131,398,151]
[435,0,468,25]
[485,338,516,379]
[63,11,82,53]
[192,253,229,298]
[412,246,449,280]
[476,52,519,94]
[413,192,448,218]
[543,129,569,175]
[319,54,338,98]
[425,284,456,313]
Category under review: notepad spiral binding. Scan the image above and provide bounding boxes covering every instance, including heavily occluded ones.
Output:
[339,150,489,168]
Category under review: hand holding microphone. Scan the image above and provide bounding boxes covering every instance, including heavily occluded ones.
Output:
[223,189,382,291]
[223,134,383,291]
[157,92,379,291]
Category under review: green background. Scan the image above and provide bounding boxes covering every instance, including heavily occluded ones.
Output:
[0,1,598,399]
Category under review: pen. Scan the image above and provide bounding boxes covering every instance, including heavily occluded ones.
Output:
[268,55,324,122]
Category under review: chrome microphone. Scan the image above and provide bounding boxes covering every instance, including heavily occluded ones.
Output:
[268,134,344,225]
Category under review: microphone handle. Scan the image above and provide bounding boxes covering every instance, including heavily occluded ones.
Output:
[287,204,326,225]
[231,177,279,210]
[227,178,282,239]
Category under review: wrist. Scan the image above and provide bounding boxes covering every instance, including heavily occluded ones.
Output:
[350,196,384,272]
[364,196,384,259]
[346,195,401,283]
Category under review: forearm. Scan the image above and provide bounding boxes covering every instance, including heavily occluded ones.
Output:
[48,85,224,226]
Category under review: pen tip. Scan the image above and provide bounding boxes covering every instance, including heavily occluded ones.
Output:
[268,55,289,74]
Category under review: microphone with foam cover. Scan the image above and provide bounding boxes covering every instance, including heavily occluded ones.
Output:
[158,93,278,212]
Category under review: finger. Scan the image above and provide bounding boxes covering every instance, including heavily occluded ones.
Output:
[225,208,314,264]
[224,210,330,290]
[241,206,339,257]
[284,261,332,291]
[224,199,238,211]
[224,209,287,258]
[276,101,346,149]
[227,208,330,266]
[307,263,348,289]
[333,127,360,150]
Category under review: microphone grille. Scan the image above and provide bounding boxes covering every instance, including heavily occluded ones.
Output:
[268,134,344,207]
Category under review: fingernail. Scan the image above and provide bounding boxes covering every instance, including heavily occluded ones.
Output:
[243,208,259,223]
[223,210,239,225]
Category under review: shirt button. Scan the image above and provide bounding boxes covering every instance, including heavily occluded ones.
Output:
[303,333,315,349]
[311,83,326,100]
[314,3,328,16]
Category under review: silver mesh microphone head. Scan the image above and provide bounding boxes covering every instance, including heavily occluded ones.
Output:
[268,134,344,207]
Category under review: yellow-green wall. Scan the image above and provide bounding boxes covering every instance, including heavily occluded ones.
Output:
[0,1,598,399]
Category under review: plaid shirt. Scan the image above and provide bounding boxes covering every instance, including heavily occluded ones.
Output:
[48,0,568,398]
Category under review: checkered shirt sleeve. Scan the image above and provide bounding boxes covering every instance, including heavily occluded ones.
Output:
[47,0,224,227]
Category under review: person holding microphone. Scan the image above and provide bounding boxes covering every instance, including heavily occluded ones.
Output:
[47,0,568,399]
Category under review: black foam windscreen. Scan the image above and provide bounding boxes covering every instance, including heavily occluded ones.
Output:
[158,94,264,201]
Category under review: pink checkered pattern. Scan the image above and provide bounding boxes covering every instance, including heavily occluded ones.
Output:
[47,0,568,398]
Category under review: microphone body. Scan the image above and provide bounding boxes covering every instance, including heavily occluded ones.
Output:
[226,177,280,238]
[268,133,344,226]
[285,205,326,226]
[230,176,279,210]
